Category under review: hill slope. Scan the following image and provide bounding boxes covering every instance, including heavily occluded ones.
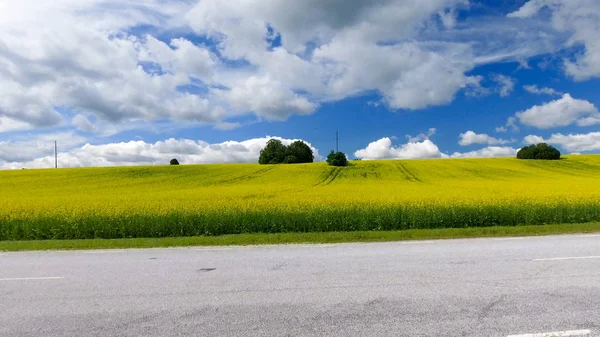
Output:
[2,156,600,240]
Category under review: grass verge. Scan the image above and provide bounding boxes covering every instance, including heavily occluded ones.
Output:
[1,222,600,252]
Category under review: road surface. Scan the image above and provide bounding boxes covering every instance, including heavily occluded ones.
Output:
[1,234,600,337]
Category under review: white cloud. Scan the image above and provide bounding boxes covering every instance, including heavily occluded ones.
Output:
[213,76,317,120]
[517,58,532,69]
[506,116,519,132]
[0,132,86,163]
[507,0,548,19]
[497,116,519,133]
[354,138,443,160]
[439,9,458,29]
[508,0,600,80]
[524,132,600,152]
[523,85,563,96]
[463,75,491,97]
[406,128,437,143]
[312,40,477,110]
[451,146,518,158]
[0,0,493,135]
[354,132,520,161]
[0,117,33,133]
[514,94,600,128]
[185,0,469,55]
[72,114,99,133]
[458,131,511,146]
[523,135,545,144]
[3,0,599,148]
[1,136,320,169]
[0,2,233,127]
[492,74,515,97]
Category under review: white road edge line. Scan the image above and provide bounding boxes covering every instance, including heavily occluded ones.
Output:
[533,256,600,261]
[298,244,337,248]
[507,329,591,337]
[400,241,437,245]
[83,250,126,254]
[0,277,64,281]
[492,237,528,241]
[196,248,233,251]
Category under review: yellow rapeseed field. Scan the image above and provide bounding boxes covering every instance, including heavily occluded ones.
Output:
[1,155,600,240]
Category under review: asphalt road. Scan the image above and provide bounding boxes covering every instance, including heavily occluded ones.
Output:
[1,234,600,337]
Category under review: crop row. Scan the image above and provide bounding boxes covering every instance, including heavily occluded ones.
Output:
[2,201,600,240]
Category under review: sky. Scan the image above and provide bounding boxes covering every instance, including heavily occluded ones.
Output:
[1,0,600,169]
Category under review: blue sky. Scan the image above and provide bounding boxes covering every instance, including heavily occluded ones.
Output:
[1,0,600,168]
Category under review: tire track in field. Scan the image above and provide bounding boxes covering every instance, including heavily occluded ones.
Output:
[314,167,342,186]
[217,166,275,184]
[395,162,421,182]
[324,167,342,185]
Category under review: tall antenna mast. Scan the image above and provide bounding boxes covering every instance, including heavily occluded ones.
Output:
[336,130,339,153]
[54,141,58,169]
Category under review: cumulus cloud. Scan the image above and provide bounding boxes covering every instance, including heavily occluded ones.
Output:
[354,138,443,160]
[463,75,491,97]
[507,0,548,19]
[0,117,33,133]
[523,135,545,145]
[0,1,234,128]
[451,146,519,158]
[406,128,437,143]
[0,0,488,134]
[492,74,515,97]
[458,131,511,146]
[313,40,477,110]
[514,94,600,128]
[523,85,563,96]
[497,116,519,133]
[72,114,99,133]
[508,0,600,80]
[524,132,600,152]
[439,9,458,29]
[214,76,317,120]
[1,136,320,169]
[0,132,86,164]
[354,135,522,160]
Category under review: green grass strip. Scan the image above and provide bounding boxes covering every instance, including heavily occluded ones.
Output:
[2,222,600,252]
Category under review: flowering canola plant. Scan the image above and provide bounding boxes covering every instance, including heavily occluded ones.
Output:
[1,156,600,240]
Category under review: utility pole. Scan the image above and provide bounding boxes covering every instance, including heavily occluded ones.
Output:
[336,130,339,153]
[54,141,57,169]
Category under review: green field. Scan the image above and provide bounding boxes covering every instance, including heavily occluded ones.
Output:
[2,155,600,241]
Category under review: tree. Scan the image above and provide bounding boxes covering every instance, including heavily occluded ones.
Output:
[283,155,298,164]
[259,139,314,164]
[259,139,287,164]
[326,151,348,167]
[517,143,561,160]
[286,141,314,163]
[170,158,180,165]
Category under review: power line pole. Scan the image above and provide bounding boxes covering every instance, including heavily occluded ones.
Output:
[335,130,339,152]
[54,141,57,169]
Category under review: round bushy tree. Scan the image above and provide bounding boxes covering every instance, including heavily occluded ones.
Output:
[259,139,287,164]
[170,158,180,165]
[326,151,348,167]
[286,141,314,163]
[517,143,561,160]
[283,155,298,164]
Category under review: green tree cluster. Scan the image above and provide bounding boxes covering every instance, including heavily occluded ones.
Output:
[326,151,348,167]
[517,143,561,160]
[258,139,314,164]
